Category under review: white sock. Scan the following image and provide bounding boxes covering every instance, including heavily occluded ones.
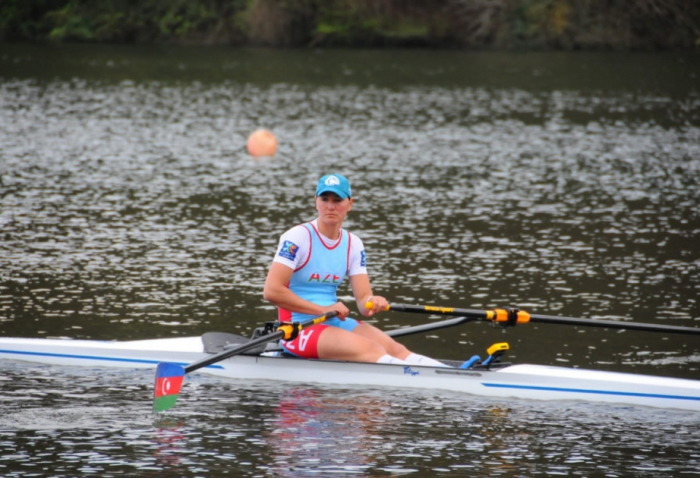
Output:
[376,354,410,365]
[404,353,451,368]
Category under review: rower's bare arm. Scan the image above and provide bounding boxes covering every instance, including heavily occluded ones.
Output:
[263,262,347,318]
[349,274,387,317]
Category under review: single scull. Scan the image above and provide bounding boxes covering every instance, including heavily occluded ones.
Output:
[1,330,699,411]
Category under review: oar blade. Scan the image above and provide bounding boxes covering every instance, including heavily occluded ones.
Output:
[150,312,339,413]
[153,362,185,413]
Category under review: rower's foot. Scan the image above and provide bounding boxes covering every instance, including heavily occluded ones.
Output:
[376,354,410,365]
[404,353,451,368]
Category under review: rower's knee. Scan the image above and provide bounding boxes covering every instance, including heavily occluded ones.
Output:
[365,340,389,360]
[385,341,409,360]
[347,336,388,362]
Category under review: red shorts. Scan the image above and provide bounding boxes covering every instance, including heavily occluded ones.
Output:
[280,324,328,359]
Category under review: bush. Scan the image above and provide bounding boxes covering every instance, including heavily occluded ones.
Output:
[1,0,698,49]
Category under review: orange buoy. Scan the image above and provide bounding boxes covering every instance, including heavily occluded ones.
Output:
[246,129,278,157]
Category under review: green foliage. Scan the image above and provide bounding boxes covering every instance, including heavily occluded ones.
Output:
[2,0,251,43]
[0,0,68,40]
[507,0,573,47]
[310,0,452,46]
[1,0,698,49]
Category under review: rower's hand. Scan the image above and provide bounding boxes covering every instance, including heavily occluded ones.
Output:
[363,295,388,316]
[325,302,349,321]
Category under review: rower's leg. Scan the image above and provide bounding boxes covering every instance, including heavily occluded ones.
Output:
[353,323,450,367]
[352,322,410,359]
[316,326,389,362]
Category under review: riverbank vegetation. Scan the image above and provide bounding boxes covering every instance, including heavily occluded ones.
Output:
[2,0,699,50]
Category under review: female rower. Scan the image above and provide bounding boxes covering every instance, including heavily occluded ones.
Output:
[263,173,447,367]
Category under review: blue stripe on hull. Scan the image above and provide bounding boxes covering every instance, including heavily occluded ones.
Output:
[482,382,700,402]
[0,349,224,369]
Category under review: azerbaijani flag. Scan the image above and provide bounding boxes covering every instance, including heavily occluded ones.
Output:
[153,362,185,413]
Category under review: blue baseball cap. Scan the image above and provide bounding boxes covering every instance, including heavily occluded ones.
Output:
[316,174,352,199]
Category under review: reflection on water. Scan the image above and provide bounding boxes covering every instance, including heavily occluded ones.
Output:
[263,389,384,476]
[1,364,699,478]
[0,44,699,476]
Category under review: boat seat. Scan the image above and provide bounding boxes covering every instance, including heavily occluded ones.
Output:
[201,332,283,356]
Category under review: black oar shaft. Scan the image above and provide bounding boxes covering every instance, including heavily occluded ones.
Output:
[528,314,700,335]
[386,303,700,336]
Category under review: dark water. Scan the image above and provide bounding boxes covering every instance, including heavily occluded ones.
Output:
[1,44,699,477]
[2,362,699,478]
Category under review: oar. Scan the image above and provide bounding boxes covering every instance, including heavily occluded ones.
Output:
[385,316,480,338]
[369,302,700,336]
[153,311,337,413]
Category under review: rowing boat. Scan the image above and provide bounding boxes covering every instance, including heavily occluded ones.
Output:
[2,332,699,412]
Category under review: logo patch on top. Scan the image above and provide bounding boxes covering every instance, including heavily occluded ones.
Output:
[360,250,366,267]
[278,240,299,261]
[325,176,341,186]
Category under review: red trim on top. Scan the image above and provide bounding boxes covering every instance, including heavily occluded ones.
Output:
[293,225,313,272]
[346,233,352,272]
[279,282,293,322]
[280,324,328,358]
[279,307,292,323]
[309,222,343,250]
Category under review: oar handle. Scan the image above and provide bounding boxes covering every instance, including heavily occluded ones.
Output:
[365,301,389,311]
[276,310,338,341]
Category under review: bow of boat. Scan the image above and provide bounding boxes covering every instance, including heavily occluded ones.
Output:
[482,364,700,411]
[0,336,207,368]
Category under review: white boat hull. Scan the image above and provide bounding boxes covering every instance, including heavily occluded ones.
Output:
[1,336,700,411]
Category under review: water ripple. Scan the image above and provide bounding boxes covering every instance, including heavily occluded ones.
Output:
[1,79,698,348]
